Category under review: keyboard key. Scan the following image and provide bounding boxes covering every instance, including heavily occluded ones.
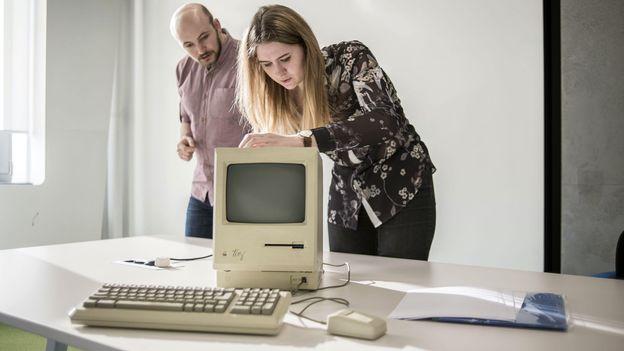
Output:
[251,305,262,314]
[262,303,276,315]
[116,300,184,311]
[96,300,116,308]
[215,293,233,301]
[83,299,97,308]
[230,305,251,314]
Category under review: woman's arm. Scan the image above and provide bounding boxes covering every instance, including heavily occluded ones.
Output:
[238,132,317,148]
[313,42,410,167]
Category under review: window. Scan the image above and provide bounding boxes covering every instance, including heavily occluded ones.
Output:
[0,0,46,184]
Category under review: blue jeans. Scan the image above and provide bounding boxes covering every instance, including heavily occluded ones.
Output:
[185,196,214,239]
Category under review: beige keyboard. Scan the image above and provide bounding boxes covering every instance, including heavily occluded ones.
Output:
[69,283,292,335]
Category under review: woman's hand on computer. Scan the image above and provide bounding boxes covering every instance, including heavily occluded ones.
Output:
[239,132,303,148]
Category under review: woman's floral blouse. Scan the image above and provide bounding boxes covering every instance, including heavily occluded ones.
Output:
[311,40,435,230]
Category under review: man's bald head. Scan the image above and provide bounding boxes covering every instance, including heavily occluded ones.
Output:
[170,3,223,68]
[170,3,214,40]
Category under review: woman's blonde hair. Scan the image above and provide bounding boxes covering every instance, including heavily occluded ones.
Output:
[237,5,331,134]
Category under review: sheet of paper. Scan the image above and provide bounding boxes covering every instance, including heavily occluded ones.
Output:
[388,286,526,321]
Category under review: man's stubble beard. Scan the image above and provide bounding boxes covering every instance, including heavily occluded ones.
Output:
[202,32,222,69]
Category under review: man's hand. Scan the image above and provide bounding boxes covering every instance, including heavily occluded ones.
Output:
[238,133,303,148]
[177,135,196,161]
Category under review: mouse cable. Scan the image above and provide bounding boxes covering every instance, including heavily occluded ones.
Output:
[289,262,352,324]
[316,262,350,290]
[289,296,350,325]
[169,254,213,261]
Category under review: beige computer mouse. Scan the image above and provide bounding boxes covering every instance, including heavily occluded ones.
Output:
[326,308,387,340]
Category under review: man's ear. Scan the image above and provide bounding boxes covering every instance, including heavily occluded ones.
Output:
[213,18,222,32]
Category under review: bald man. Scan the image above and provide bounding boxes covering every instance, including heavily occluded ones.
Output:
[171,3,247,238]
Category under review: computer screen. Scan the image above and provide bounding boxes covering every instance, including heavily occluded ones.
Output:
[226,163,305,223]
[213,147,323,290]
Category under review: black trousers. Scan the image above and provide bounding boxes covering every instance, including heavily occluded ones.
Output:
[328,166,436,260]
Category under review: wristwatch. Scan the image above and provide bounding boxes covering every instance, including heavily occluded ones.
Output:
[298,130,313,147]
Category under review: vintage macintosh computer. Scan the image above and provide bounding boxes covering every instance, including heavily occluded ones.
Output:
[212,147,323,290]
[69,147,389,338]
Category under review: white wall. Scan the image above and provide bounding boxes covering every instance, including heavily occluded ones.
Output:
[0,0,544,272]
[0,0,122,248]
[136,0,544,271]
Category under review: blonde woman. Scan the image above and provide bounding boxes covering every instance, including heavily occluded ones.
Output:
[238,5,436,260]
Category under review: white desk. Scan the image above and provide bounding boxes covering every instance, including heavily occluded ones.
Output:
[1,235,623,351]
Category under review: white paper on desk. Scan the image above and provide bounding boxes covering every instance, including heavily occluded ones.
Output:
[388,287,526,321]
